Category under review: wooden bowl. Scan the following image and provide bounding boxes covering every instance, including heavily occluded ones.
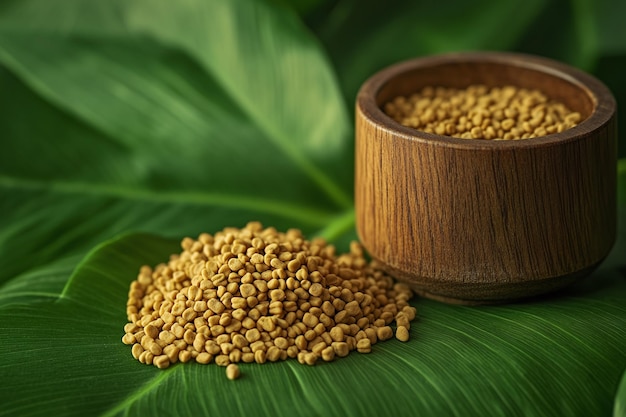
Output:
[355,52,617,304]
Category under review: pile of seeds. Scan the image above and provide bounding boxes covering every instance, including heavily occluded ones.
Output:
[383,84,582,140]
[122,222,416,371]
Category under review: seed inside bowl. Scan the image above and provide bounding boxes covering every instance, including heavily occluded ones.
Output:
[383,85,581,140]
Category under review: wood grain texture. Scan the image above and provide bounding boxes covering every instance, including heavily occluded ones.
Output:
[355,52,617,304]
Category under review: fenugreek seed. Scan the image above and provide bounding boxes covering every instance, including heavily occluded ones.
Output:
[215,355,230,366]
[245,328,261,343]
[171,324,184,339]
[356,338,371,353]
[254,350,266,364]
[215,334,230,346]
[122,333,136,345]
[239,283,256,298]
[267,346,281,362]
[163,345,180,362]
[131,343,144,359]
[321,346,335,362]
[207,298,225,314]
[321,301,335,317]
[229,350,243,365]
[182,307,197,322]
[377,326,393,341]
[220,343,235,355]
[295,335,307,350]
[246,296,259,308]
[304,352,318,366]
[138,351,154,365]
[159,330,176,345]
[154,355,170,369]
[294,287,309,300]
[334,310,349,324]
[196,352,213,364]
[344,300,360,316]
[179,350,192,363]
[230,297,247,309]
[332,342,350,357]
[171,301,185,316]
[258,317,276,332]
[226,363,241,380]
[124,322,140,334]
[396,325,410,342]
[403,306,417,321]
[308,283,324,297]
[270,289,285,301]
[274,337,289,350]
[302,312,319,328]
[250,340,266,352]
[182,329,196,345]
[304,329,317,341]
[268,301,283,315]
[380,311,394,324]
[193,333,207,352]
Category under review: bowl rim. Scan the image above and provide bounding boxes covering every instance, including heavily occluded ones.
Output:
[356,51,616,150]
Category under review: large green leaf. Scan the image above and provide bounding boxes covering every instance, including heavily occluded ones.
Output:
[0,228,624,417]
[0,0,625,416]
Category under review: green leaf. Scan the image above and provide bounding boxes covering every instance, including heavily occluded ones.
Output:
[1,0,625,416]
[309,0,547,103]
[616,369,626,417]
[1,229,625,417]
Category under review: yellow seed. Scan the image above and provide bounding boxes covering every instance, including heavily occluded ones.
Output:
[344,300,360,316]
[470,126,483,138]
[383,85,580,140]
[396,326,410,342]
[302,312,319,328]
[332,342,350,357]
[196,352,213,364]
[245,328,261,343]
[215,355,230,366]
[267,346,281,362]
[377,326,393,341]
[179,350,192,363]
[304,352,318,366]
[131,343,144,360]
[254,350,266,364]
[122,333,136,345]
[207,298,225,314]
[274,337,289,350]
[226,363,240,380]
[153,355,170,369]
[123,223,418,375]
[321,346,335,362]
[239,283,256,297]
[144,324,159,339]
[356,338,371,353]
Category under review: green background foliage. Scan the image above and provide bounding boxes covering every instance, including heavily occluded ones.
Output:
[0,0,624,416]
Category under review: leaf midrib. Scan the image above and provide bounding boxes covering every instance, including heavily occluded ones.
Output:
[0,175,337,227]
[99,368,172,417]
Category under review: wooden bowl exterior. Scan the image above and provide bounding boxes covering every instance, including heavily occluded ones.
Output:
[355,52,617,304]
